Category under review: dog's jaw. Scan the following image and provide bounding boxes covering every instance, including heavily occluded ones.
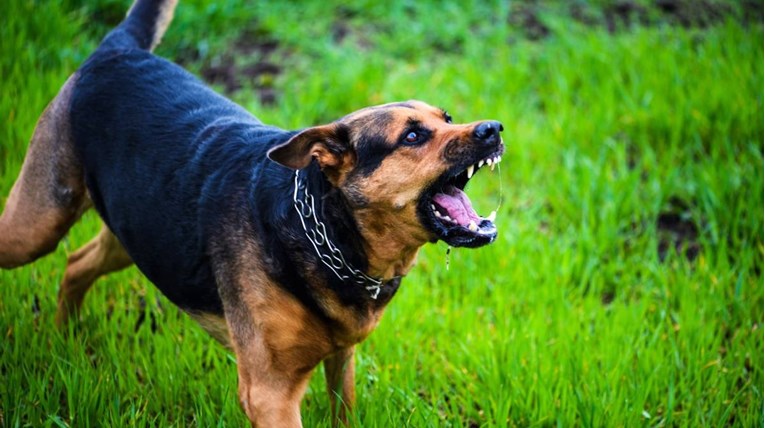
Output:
[418,146,504,248]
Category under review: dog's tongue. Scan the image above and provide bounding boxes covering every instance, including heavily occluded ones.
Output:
[432,186,482,226]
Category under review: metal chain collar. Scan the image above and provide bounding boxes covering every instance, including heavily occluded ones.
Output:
[293,170,385,299]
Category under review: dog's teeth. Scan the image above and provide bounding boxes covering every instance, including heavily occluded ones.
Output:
[444,215,453,222]
[434,211,442,218]
[487,210,497,222]
[466,165,474,179]
[478,159,485,168]
[468,220,478,232]
[487,158,494,166]
[490,161,496,171]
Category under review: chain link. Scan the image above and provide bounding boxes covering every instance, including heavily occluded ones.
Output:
[293,171,384,299]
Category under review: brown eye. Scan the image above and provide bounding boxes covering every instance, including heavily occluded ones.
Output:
[405,131,419,144]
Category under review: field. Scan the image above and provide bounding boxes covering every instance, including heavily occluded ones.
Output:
[1,0,762,426]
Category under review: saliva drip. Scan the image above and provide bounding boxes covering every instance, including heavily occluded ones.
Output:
[493,163,504,220]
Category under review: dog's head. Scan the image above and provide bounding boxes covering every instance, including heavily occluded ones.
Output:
[268,100,504,249]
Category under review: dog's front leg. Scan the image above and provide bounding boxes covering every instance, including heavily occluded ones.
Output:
[324,346,356,425]
[226,302,327,428]
[220,272,331,427]
[234,344,313,428]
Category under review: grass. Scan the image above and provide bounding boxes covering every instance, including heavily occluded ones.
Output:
[1,0,762,426]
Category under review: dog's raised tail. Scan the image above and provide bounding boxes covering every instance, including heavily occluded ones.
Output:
[100,0,178,52]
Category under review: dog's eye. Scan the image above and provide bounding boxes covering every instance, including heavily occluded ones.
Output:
[400,126,431,146]
[404,131,419,144]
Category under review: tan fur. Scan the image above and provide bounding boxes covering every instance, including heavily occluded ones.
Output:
[149,0,178,50]
[56,226,133,325]
[188,312,231,348]
[324,346,356,424]
[125,0,178,51]
[223,241,330,427]
[217,230,390,427]
[0,74,90,269]
[338,101,480,278]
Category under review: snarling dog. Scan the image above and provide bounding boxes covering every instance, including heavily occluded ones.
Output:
[0,0,504,425]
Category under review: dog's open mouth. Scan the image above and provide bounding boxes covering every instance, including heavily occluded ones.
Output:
[419,149,504,248]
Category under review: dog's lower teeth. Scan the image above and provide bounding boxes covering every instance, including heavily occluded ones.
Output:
[468,220,478,232]
[487,210,497,222]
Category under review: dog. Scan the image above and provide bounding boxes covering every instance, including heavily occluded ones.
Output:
[0,0,504,425]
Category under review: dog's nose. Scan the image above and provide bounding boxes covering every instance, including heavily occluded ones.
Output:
[473,121,504,143]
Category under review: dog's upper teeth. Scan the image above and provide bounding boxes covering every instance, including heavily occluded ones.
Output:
[466,165,475,179]
[486,158,493,166]
[478,159,485,168]
[468,220,478,232]
[487,210,497,222]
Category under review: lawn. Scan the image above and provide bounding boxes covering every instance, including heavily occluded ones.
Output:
[1,0,762,426]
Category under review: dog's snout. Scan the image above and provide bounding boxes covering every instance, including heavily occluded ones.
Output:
[473,121,504,143]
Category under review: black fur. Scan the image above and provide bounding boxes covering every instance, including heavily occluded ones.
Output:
[70,41,399,316]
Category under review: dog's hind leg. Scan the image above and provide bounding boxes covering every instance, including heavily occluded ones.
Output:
[324,346,356,426]
[0,75,90,269]
[56,225,133,326]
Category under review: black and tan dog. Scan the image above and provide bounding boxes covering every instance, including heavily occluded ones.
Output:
[0,0,504,425]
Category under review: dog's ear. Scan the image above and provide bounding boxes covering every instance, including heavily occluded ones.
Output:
[267,124,353,173]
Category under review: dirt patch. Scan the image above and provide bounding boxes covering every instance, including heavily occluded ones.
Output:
[601,289,616,305]
[175,29,284,106]
[655,0,734,27]
[514,0,761,41]
[604,1,650,32]
[657,197,701,262]
[508,3,551,41]
[198,33,282,105]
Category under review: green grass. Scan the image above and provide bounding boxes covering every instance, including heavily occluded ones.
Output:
[1,0,762,426]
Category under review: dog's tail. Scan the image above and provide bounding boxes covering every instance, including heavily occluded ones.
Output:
[99,0,179,52]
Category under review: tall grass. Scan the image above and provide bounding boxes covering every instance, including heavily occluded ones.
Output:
[1,0,762,426]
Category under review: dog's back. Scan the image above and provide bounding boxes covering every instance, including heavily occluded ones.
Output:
[0,0,290,313]
[0,0,182,269]
[73,51,251,313]
[72,1,299,312]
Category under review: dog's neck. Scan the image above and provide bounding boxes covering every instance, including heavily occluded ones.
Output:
[297,168,429,281]
[293,168,397,298]
[294,166,432,289]
[351,208,428,279]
